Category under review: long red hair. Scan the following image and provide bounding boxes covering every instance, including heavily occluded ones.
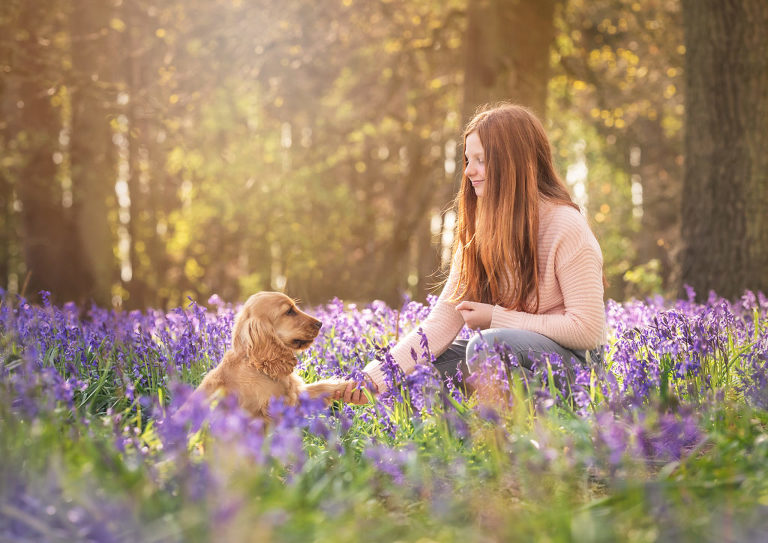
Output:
[451,104,577,312]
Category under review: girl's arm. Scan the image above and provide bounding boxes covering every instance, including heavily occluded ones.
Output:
[362,249,466,392]
[490,243,605,351]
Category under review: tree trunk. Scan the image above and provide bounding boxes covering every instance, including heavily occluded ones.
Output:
[0,171,12,293]
[69,0,116,307]
[462,0,557,122]
[416,209,441,302]
[375,137,437,306]
[0,79,13,292]
[122,1,149,309]
[633,121,682,290]
[16,2,84,303]
[680,0,768,300]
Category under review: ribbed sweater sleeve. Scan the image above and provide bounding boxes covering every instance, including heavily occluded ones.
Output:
[490,208,605,350]
[364,249,466,392]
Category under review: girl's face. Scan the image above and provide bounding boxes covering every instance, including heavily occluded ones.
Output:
[464,132,486,197]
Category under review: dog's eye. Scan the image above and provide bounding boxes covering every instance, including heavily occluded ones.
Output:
[286,306,296,316]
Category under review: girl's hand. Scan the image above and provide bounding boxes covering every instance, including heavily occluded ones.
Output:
[335,374,378,404]
[456,301,493,329]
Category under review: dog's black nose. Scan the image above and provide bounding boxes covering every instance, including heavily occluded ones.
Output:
[313,320,323,330]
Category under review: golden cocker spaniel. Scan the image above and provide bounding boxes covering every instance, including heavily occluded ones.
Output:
[194,291,346,420]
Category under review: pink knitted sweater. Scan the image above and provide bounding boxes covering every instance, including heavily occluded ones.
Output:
[364,200,606,391]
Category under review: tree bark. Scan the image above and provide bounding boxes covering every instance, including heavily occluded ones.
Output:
[462,0,557,122]
[0,172,12,293]
[375,137,438,306]
[69,0,117,306]
[416,208,441,302]
[633,121,682,290]
[16,2,84,303]
[0,79,13,292]
[122,0,150,308]
[680,0,768,300]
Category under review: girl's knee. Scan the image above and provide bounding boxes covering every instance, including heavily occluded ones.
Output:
[465,334,486,359]
[465,328,528,356]
[465,333,493,372]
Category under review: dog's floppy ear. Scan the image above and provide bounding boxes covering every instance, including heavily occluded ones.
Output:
[232,306,254,355]
[233,310,295,378]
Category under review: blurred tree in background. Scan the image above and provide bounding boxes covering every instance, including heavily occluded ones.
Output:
[462,0,556,121]
[680,0,768,301]
[0,0,764,309]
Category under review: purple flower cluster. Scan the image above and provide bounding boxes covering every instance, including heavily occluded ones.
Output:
[0,291,235,412]
[364,443,416,485]
[0,470,150,542]
[735,333,768,409]
[607,287,767,403]
[594,405,703,466]
[1,284,767,531]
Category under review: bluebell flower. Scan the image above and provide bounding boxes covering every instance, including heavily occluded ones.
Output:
[364,443,415,485]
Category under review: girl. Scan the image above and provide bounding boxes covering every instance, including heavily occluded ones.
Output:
[339,103,605,403]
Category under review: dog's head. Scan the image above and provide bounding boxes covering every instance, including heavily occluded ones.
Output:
[232,291,322,378]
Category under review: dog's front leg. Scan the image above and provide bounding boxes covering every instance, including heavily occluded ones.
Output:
[299,379,348,403]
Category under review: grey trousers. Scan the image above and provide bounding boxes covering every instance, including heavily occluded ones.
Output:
[433,328,601,391]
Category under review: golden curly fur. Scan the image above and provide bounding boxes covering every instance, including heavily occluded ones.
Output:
[194,291,345,420]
